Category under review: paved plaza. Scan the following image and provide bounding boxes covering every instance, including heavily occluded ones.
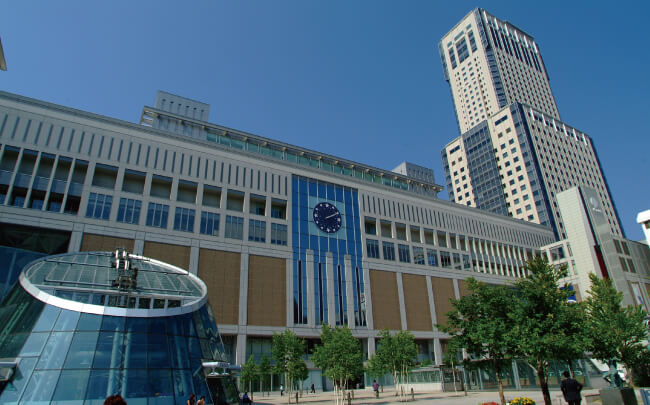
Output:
[244,387,620,405]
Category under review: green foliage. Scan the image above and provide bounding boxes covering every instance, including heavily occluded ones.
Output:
[258,354,272,391]
[271,329,308,396]
[509,257,587,405]
[630,350,650,387]
[584,273,648,370]
[240,354,258,392]
[311,324,364,390]
[366,329,417,395]
[438,278,517,405]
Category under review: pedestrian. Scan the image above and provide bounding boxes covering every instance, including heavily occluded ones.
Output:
[280,384,284,396]
[187,393,196,405]
[560,370,583,405]
[242,392,252,404]
[372,379,379,398]
[310,383,315,394]
[196,396,205,405]
[104,395,127,405]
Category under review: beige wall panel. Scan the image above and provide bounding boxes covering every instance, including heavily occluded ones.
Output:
[80,234,134,252]
[369,269,401,330]
[198,249,240,325]
[402,273,432,331]
[143,241,190,270]
[431,276,455,327]
[248,255,286,327]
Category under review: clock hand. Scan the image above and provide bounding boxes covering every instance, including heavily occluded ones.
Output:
[325,213,339,219]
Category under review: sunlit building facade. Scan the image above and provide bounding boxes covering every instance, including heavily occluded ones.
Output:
[0,90,555,391]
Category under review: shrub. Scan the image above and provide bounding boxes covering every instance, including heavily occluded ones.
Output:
[509,397,536,405]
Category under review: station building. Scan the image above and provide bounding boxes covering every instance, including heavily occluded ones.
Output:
[0,90,556,389]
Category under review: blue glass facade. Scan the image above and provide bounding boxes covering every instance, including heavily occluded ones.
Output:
[291,176,366,327]
[0,250,234,405]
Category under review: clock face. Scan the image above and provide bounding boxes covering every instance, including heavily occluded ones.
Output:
[312,202,342,233]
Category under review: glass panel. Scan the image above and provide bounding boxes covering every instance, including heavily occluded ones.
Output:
[123,332,147,369]
[92,332,124,369]
[20,369,61,404]
[19,332,49,357]
[169,334,190,369]
[100,316,125,332]
[37,332,74,370]
[53,310,80,331]
[148,333,171,368]
[64,332,99,369]
[172,369,194,404]
[76,313,102,331]
[84,369,113,405]
[147,317,167,335]
[125,317,148,333]
[51,369,90,405]
[148,369,174,405]
[0,357,37,404]
[123,369,148,405]
[32,305,61,332]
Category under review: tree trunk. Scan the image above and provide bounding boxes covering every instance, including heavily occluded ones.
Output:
[494,362,506,405]
[536,362,552,405]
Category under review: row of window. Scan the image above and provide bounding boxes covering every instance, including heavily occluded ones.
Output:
[365,238,473,270]
[86,193,287,245]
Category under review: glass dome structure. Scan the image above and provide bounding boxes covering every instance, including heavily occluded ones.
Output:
[0,250,238,405]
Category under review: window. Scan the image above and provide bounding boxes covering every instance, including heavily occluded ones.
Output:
[146,202,169,228]
[226,190,244,212]
[382,242,395,261]
[225,215,243,240]
[364,217,377,235]
[173,207,195,232]
[91,164,118,189]
[248,219,266,243]
[271,199,287,219]
[398,244,411,263]
[271,223,287,246]
[202,185,221,208]
[427,249,438,266]
[200,212,220,236]
[440,251,452,268]
[462,254,471,270]
[366,239,380,258]
[116,198,141,224]
[413,247,425,265]
[85,193,112,220]
[249,194,266,216]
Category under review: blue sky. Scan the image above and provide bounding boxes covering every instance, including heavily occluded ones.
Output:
[1,1,649,240]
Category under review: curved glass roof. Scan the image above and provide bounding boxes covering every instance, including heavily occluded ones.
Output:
[24,252,205,300]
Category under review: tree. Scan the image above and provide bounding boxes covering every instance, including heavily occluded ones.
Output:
[366,329,417,400]
[311,324,364,405]
[272,329,308,403]
[240,354,259,396]
[438,278,518,405]
[584,273,648,384]
[509,257,587,405]
[258,354,272,394]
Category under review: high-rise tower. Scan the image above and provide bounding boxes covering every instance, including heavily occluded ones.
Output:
[439,9,623,240]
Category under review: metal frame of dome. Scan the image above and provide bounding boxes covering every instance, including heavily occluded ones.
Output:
[18,250,208,318]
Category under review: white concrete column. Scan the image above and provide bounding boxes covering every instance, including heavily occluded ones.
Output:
[239,250,249,327]
[453,278,460,299]
[133,232,145,255]
[68,223,84,252]
[433,338,443,365]
[236,333,247,366]
[396,272,407,331]
[368,336,376,357]
[344,255,355,328]
[363,265,374,330]
[326,252,335,325]
[306,249,315,328]
[189,240,200,276]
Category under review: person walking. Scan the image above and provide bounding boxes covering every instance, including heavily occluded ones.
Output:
[280,384,284,396]
[187,394,196,405]
[372,379,379,398]
[196,396,205,405]
[310,383,315,394]
[560,370,583,405]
